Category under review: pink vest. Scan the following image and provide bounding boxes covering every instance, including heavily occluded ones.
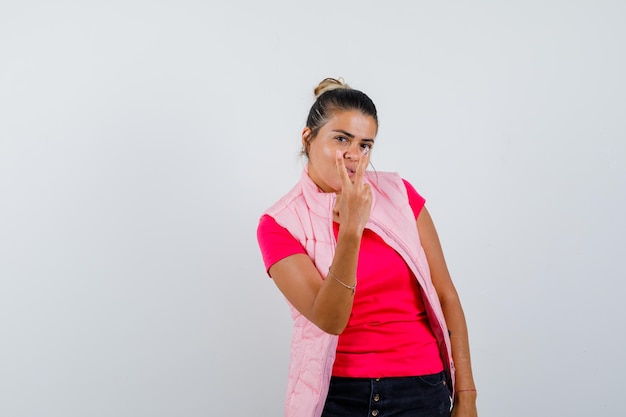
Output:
[264,169,455,417]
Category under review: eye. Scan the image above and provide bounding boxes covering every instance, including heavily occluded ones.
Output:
[334,136,349,145]
[360,143,373,154]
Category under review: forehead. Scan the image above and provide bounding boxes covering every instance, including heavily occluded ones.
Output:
[324,110,378,137]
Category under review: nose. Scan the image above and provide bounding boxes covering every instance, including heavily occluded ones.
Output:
[344,147,358,161]
[344,143,368,160]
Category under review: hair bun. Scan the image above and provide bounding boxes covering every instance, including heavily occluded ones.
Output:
[314,77,350,98]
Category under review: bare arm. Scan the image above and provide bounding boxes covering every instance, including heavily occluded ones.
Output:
[268,151,372,335]
[269,229,361,334]
[417,207,478,417]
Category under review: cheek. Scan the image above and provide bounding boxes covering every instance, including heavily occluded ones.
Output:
[320,145,336,160]
[311,143,336,166]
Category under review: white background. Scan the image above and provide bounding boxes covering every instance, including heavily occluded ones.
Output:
[1,1,624,416]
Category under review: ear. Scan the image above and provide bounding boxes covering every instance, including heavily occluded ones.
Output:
[301,127,314,156]
[301,127,312,148]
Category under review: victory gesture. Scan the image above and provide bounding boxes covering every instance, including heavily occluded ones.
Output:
[333,149,372,235]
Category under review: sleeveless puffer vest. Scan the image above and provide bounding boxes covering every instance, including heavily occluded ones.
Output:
[263,169,455,417]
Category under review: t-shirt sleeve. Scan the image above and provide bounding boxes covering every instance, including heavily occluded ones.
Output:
[402,179,426,219]
[257,214,307,274]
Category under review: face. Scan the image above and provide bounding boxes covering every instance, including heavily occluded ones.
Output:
[304,110,378,193]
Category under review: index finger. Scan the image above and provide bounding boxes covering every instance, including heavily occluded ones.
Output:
[335,150,352,186]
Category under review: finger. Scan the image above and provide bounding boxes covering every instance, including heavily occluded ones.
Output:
[335,150,351,186]
[353,148,369,185]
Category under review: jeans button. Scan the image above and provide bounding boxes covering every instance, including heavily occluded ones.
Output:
[373,394,380,402]
[371,410,379,416]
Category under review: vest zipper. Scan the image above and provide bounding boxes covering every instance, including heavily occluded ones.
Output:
[368,216,455,396]
[368,217,424,280]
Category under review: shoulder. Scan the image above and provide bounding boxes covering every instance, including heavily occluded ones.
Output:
[257,214,306,273]
[400,178,425,202]
[401,178,426,218]
[364,171,404,192]
[365,171,426,218]
[365,171,416,199]
[262,180,305,219]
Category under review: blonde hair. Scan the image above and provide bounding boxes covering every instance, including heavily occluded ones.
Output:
[313,77,351,98]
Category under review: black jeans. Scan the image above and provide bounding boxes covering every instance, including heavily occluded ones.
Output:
[321,372,451,417]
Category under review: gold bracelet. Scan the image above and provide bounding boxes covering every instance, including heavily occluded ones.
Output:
[327,268,356,295]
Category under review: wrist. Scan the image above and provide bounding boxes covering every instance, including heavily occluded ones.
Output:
[337,226,363,242]
[454,388,477,403]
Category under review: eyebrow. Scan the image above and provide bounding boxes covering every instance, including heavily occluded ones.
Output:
[331,130,375,142]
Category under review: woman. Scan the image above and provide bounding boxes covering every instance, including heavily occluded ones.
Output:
[257,78,478,417]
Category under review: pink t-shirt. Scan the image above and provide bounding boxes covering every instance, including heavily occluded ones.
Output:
[257,179,444,377]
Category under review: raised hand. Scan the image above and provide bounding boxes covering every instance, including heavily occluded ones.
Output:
[332,150,372,235]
